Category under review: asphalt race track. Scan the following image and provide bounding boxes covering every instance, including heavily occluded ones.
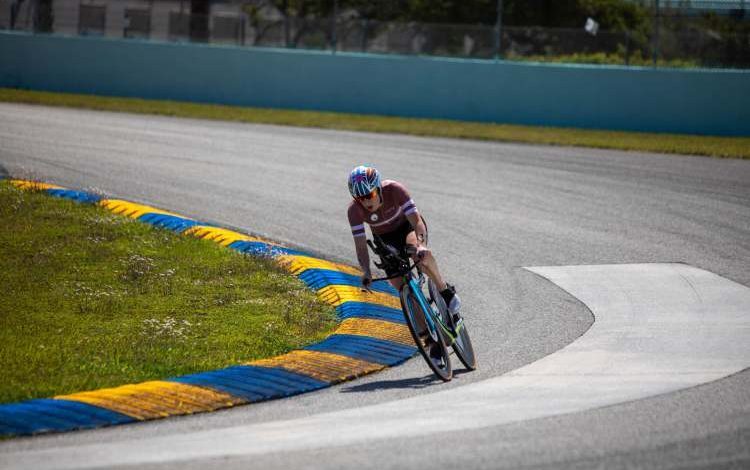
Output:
[1,103,749,469]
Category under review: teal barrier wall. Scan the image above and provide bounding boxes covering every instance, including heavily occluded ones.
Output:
[1,31,749,136]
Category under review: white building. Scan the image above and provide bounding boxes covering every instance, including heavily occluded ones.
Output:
[0,0,261,43]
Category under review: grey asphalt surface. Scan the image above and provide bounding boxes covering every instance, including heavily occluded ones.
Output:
[1,102,749,469]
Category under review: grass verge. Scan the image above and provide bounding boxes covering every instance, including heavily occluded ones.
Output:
[1,88,748,159]
[0,181,337,404]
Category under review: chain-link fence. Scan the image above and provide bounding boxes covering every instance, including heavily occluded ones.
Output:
[2,0,748,68]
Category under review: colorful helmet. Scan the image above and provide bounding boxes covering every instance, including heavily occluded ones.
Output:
[348,165,381,198]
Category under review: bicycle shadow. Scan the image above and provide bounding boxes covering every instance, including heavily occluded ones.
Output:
[340,369,473,393]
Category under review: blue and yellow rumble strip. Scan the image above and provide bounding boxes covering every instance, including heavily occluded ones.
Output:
[0,179,415,437]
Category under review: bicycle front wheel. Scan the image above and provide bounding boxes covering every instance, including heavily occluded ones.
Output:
[400,285,452,382]
[428,280,477,371]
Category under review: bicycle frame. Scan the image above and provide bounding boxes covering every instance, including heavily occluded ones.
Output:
[405,275,440,340]
[366,238,455,343]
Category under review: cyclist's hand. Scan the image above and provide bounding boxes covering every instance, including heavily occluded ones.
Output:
[405,244,419,257]
[361,275,373,292]
[415,246,431,261]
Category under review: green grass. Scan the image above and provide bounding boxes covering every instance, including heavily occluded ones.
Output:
[1,88,748,159]
[0,181,337,404]
[507,51,700,68]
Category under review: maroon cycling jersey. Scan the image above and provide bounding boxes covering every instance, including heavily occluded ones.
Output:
[348,180,418,238]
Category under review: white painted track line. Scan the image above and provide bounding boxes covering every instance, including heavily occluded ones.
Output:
[3,263,749,469]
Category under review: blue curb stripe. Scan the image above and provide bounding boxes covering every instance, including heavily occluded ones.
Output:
[299,269,398,296]
[171,366,327,401]
[0,399,133,435]
[228,240,309,257]
[0,424,15,435]
[306,334,416,366]
[43,399,135,425]
[336,302,406,324]
[173,367,311,399]
[5,400,102,428]
[0,406,72,434]
[138,212,201,233]
[46,188,102,204]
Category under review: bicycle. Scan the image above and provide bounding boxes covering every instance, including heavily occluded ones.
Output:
[366,237,477,381]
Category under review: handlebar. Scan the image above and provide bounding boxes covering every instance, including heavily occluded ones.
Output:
[368,260,421,282]
[365,238,422,283]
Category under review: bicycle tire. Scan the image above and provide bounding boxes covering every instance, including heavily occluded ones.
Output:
[400,285,452,381]
[428,280,477,371]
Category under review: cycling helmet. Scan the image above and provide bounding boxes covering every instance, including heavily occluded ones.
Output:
[348,165,381,198]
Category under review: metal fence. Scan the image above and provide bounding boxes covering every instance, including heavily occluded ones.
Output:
[2,1,749,68]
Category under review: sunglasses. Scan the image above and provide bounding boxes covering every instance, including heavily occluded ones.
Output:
[355,189,379,202]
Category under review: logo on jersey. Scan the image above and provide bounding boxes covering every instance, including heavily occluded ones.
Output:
[370,213,379,222]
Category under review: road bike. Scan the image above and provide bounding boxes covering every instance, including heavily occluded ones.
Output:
[367,238,477,381]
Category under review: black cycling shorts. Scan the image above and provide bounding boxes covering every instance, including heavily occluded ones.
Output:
[374,218,428,277]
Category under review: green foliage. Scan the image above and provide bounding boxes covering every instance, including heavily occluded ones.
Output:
[300,0,651,29]
[0,182,337,403]
[509,50,699,67]
[577,0,650,31]
[658,10,750,68]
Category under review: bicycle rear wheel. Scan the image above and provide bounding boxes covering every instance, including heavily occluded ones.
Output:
[429,280,477,371]
[400,285,452,381]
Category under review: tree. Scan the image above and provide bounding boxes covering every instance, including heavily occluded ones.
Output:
[190,0,210,42]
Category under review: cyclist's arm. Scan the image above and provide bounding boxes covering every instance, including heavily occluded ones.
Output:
[348,206,371,280]
[353,235,372,279]
[406,212,427,247]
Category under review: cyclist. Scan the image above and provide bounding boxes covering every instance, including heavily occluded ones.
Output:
[347,165,461,327]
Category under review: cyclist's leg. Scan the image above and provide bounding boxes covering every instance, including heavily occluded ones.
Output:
[377,223,430,333]
[388,277,404,291]
[405,229,461,316]
[405,230,447,291]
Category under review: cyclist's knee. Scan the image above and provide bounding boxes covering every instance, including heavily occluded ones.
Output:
[416,249,436,264]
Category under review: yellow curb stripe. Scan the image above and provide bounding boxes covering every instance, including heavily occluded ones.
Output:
[184,225,268,247]
[10,179,64,191]
[57,381,244,420]
[98,199,183,219]
[317,284,401,310]
[276,254,362,277]
[249,350,385,383]
[334,318,413,346]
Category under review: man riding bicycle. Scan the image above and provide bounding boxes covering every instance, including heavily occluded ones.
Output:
[347,165,461,322]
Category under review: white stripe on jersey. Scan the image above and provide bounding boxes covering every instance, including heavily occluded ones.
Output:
[400,199,415,211]
[369,208,404,227]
